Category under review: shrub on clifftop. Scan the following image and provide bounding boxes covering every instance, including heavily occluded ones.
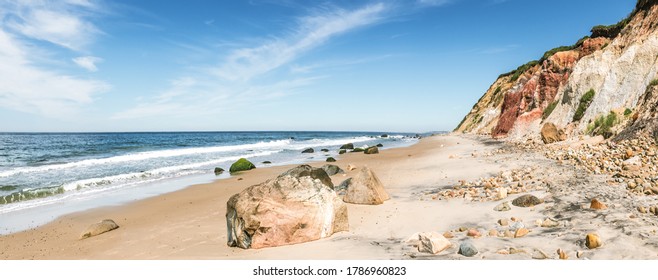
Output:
[229,158,256,173]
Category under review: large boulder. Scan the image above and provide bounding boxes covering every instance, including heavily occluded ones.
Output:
[540,122,566,144]
[321,164,345,176]
[229,158,256,173]
[226,166,348,249]
[80,219,119,240]
[279,165,333,188]
[342,167,390,205]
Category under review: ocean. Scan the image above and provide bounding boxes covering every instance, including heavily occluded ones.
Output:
[0,131,418,234]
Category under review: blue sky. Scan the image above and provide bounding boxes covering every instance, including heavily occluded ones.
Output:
[0,0,636,132]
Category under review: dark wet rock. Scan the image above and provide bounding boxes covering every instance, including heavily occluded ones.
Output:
[340,143,354,150]
[301,148,314,153]
[214,167,225,175]
[326,157,336,162]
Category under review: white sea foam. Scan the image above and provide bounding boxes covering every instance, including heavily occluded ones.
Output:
[0,140,291,178]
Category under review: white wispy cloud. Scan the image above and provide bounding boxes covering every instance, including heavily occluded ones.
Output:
[73,56,103,72]
[0,30,109,117]
[0,0,108,118]
[3,0,102,51]
[211,3,389,81]
[417,0,452,7]
[113,3,391,120]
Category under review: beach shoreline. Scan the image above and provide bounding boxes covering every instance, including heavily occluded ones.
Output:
[2,134,658,260]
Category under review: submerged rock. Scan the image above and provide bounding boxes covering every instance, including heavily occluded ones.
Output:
[301,148,314,153]
[342,167,390,205]
[229,158,256,173]
[226,166,348,249]
[80,219,119,240]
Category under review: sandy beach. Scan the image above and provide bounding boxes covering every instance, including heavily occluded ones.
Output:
[2,134,657,260]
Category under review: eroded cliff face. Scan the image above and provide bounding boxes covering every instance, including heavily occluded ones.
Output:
[456,0,658,142]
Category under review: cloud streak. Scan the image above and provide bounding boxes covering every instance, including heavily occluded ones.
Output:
[73,56,103,72]
[211,3,389,81]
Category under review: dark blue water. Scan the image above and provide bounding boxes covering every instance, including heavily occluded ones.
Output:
[0,131,417,212]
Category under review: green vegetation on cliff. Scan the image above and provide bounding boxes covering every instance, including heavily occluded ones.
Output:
[573,89,595,122]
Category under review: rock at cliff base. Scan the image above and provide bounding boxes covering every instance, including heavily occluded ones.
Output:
[340,143,354,150]
[342,167,390,205]
[541,122,567,144]
[321,164,344,176]
[229,158,256,173]
[364,146,379,154]
[226,166,348,249]
[418,232,451,254]
[80,219,119,240]
[512,194,543,207]
[214,167,225,175]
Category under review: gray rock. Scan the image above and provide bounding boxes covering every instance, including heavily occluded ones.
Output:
[509,221,525,232]
[321,164,345,176]
[458,241,478,257]
[494,201,511,211]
